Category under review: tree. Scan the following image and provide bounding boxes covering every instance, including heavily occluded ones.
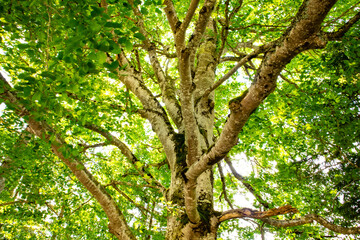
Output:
[0,0,359,239]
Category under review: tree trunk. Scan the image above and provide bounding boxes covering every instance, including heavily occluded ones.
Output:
[165,31,219,239]
[166,169,219,240]
[165,134,218,239]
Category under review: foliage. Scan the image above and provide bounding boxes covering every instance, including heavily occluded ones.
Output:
[0,0,359,239]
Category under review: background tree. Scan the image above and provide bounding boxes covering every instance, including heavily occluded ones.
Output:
[0,0,359,239]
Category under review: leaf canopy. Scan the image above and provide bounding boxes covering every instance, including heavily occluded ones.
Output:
[0,0,360,239]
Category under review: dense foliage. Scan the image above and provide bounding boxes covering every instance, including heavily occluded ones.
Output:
[0,0,359,239]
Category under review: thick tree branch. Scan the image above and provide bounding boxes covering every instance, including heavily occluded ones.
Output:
[115,53,178,170]
[163,0,180,35]
[181,0,201,34]
[177,0,217,167]
[312,215,360,234]
[182,22,219,225]
[179,54,200,167]
[148,48,183,129]
[193,23,218,145]
[184,180,201,223]
[262,214,360,235]
[186,0,217,52]
[219,205,298,222]
[261,215,313,228]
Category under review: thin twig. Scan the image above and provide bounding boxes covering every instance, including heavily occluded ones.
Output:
[111,184,150,216]
[70,197,93,216]
[217,162,234,209]
[0,200,28,207]
[225,156,270,209]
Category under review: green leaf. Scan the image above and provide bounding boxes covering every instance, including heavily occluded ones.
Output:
[109,40,122,54]
[122,2,131,9]
[23,87,32,97]
[103,61,119,70]
[97,41,110,52]
[155,8,162,14]
[18,73,36,83]
[76,164,85,170]
[17,43,30,49]
[67,19,78,28]
[104,22,123,28]
[119,37,133,51]
[134,32,146,41]
[32,91,42,101]
[96,51,107,64]
[114,29,122,35]
[91,7,104,17]
[130,26,139,32]
[140,7,149,15]
[89,22,102,33]
[57,51,64,60]
[40,71,56,80]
